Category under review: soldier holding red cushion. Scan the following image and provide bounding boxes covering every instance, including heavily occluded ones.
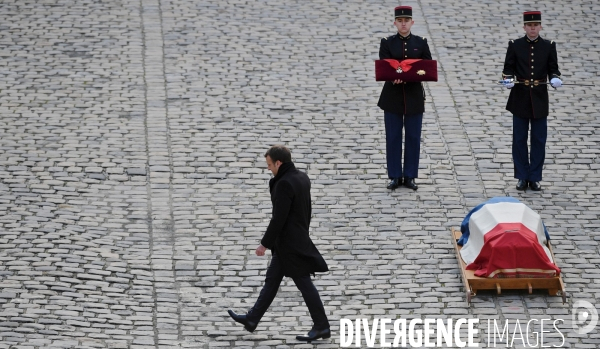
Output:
[377,6,432,191]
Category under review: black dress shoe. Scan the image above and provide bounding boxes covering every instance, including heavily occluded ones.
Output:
[404,177,418,190]
[227,309,258,333]
[387,178,401,190]
[529,181,542,191]
[296,328,331,342]
[516,179,527,191]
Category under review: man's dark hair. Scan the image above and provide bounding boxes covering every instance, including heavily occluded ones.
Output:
[264,145,292,163]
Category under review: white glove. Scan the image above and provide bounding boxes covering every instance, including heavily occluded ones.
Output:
[550,78,562,88]
[502,79,514,89]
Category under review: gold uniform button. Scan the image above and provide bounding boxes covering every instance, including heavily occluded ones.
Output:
[531,59,534,62]
[531,73,534,75]
[531,66,534,68]
[531,53,534,56]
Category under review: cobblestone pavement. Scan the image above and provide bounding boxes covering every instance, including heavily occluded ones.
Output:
[1,0,599,348]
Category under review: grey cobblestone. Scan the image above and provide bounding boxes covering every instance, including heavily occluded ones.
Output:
[0,0,599,348]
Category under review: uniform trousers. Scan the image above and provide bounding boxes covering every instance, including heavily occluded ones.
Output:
[246,252,329,330]
[384,111,423,179]
[512,115,547,182]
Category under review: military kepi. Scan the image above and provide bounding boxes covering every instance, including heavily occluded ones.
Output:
[523,11,541,23]
[395,6,412,18]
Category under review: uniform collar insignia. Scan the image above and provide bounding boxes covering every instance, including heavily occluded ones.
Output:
[398,33,411,40]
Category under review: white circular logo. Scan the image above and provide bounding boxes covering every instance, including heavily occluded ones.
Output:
[572,301,598,335]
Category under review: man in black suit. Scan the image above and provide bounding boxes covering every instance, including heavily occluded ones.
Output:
[501,11,561,191]
[378,6,432,191]
[227,145,330,342]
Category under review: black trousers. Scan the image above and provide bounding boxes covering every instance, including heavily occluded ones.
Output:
[246,252,329,330]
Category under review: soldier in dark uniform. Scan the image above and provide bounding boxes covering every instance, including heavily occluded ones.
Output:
[378,6,432,191]
[501,11,561,191]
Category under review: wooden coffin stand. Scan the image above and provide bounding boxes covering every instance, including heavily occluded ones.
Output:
[451,228,566,306]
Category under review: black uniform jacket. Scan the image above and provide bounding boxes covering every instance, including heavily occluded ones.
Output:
[377,33,432,115]
[260,162,328,278]
[503,35,561,119]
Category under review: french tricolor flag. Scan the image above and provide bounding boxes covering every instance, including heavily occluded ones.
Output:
[458,197,560,278]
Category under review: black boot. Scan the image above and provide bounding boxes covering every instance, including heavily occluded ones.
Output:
[529,181,541,191]
[403,177,418,190]
[516,179,527,191]
[296,328,331,342]
[227,310,258,332]
[387,178,401,190]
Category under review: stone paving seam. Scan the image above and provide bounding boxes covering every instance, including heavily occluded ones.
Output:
[141,0,180,347]
[140,2,163,348]
[412,0,491,208]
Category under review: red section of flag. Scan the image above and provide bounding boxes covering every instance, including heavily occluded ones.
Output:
[465,223,560,278]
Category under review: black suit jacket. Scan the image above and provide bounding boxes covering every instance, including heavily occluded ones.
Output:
[377,33,432,115]
[503,35,561,119]
[261,162,328,278]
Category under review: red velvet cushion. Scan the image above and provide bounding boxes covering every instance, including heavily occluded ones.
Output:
[375,59,438,82]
